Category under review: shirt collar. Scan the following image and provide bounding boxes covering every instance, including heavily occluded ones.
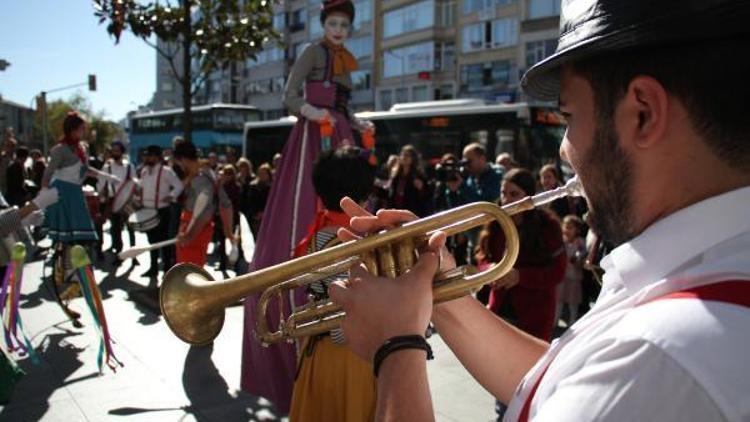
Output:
[601,186,750,293]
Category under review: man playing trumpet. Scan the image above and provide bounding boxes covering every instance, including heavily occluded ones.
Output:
[329,0,750,420]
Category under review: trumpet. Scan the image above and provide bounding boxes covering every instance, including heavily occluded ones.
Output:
[160,177,584,346]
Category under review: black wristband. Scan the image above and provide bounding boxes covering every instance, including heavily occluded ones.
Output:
[373,335,434,377]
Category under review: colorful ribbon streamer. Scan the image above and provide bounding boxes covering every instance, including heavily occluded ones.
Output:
[70,245,123,373]
[0,243,39,364]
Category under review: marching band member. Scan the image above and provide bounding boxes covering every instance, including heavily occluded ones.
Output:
[97,141,137,257]
[329,0,750,420]
[43,111,118,245]
[289,146,376,422]
[0,188,58,273]
[137,145,183,277]
[241,0,374,411]
[172,141,233,267]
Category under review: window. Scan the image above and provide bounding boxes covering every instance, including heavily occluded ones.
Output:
[528,0,560,19]
[383,0,435,38]
[460,60,511,91]
[434,41,455,71]
[395,87,409,103]
[291,8,306,32]
[491,17,519,48]
[380,90,394,110]
[354,0,373,30]
[345,35,374,59]
[525,39,557,67]
[383,42,434,78]
[273,13,285,31]
[351,70,371,91]
[436,84,454,99]
[463,0,516,15]
[412,85,429,102]
[462,22,485,52]
[160,81,174,92]
[309,11,324,39]
[461,17,518,52]
[437,1,455,27]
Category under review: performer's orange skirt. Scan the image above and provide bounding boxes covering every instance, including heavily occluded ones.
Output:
[289,335,376,422]
[176,210,213,267]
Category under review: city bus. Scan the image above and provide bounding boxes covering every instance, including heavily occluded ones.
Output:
[129,103,262,160]
[242,99,565,172]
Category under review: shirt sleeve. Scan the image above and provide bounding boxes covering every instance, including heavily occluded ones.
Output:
[530,338,725,422]
[282,43,317,115]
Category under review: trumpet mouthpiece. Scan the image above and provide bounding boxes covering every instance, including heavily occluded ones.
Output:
[563,176,586,198]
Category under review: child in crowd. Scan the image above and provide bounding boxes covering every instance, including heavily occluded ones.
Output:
[557,214,587,326]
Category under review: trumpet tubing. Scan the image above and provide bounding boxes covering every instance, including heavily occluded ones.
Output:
[159,177,582,346]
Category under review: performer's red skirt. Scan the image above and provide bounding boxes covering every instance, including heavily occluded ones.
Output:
[176,210,213,267]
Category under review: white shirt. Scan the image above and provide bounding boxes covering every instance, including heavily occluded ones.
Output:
[137,163,183,209]
[504,186,750,422]
[97,159,136,198]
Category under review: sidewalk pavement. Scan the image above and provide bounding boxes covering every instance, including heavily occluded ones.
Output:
[1,232,494,421]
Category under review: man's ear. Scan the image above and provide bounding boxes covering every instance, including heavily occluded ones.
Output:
[623,76,669,149]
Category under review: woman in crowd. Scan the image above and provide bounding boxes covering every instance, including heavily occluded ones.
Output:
[476,168,567,342]
[243,162,272,238]
[387,144,429,217]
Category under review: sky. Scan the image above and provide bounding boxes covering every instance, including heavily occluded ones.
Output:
[0,1,155,122]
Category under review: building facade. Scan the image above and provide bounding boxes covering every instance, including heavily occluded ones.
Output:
[151,0,560,116]
[0,99,37,149]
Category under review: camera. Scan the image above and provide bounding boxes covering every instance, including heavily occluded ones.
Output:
[435,160,464,183]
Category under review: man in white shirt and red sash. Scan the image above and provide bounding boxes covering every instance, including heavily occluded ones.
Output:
[98,141,136,257]
[138,145,183,277]
[327,1,750,421]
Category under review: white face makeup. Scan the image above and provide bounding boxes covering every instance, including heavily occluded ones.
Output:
[323,12,351,45]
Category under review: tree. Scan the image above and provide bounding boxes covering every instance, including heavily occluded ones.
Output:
[35,93,123,155]
[93,0,280,142]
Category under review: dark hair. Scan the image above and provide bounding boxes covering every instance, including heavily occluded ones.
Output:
[571,38,750,171]
[320,0,355,25]
[16,146,29,160]
[173,141,198,161]
[111,141,126,153]
[504,168,536,196]
[63,111,86,136]
[313,146,374,212]
[393,144,425,180]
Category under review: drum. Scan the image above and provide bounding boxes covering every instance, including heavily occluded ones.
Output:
[112,179,136,214]
[128,208,160,232]
[83,185,104,225]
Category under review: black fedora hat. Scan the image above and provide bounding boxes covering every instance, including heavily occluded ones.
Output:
[522,0,750,101]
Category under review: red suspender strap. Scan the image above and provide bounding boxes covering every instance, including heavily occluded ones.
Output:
[154,165,163,208]
[517,279,750,422]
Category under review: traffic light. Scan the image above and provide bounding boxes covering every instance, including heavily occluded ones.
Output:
[88,74,97,91]
[36,93,47,117]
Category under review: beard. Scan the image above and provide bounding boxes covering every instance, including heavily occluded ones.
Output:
[579,114,636,247]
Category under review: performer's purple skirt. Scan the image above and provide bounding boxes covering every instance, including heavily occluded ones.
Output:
[241,111,354,413]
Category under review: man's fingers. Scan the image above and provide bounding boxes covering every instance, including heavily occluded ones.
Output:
[375,209,419,225]
[427,231,447,251]
[337,227,361,242]
[328,280,352,307]
[350,215,389,233]
[340,197,372,218]
[406,251,439,286]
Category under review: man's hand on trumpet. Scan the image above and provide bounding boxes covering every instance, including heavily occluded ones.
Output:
[329,197,453,361]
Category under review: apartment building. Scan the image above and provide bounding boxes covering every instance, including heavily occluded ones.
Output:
[150,0,560,115]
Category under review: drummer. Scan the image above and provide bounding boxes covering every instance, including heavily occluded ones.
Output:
[97,141,137,259]
[137,145,183,277]
[172,141,233,267]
